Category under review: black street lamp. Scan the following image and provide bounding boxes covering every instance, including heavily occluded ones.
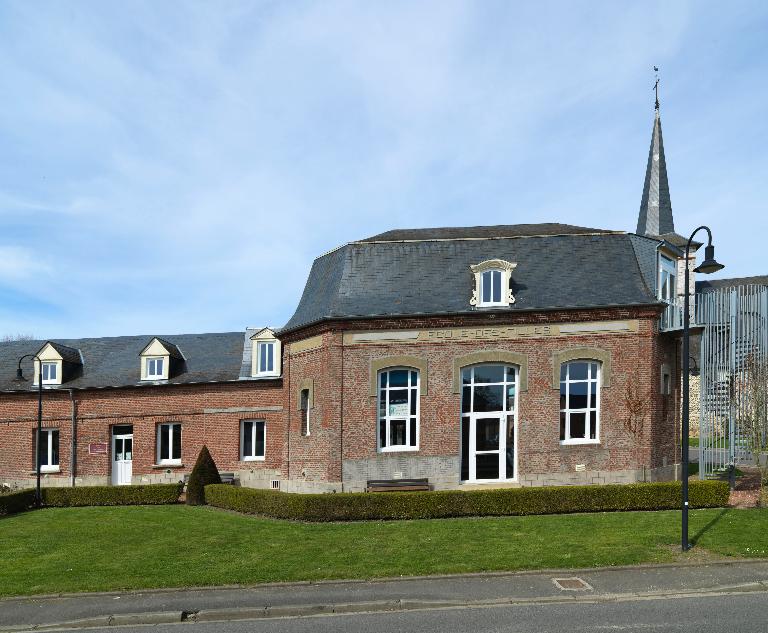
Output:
[682,226,724,551]
[14,354,44,507]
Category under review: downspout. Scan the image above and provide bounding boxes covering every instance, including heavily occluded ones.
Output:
[69,390,77,487]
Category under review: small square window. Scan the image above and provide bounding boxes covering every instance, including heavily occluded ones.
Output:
[41,362,58,384]
[146,357,164,379]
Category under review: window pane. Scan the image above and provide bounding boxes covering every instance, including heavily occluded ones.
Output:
[460,417,469,480]
[410,395,416,416]
[124,438,132,461]
[462,368,472,384]
[473,385,504,412]
[476,454,499,480]
[410,371,417,386]
[492,270,501,302]
[390,420,406,446]
[51,431,59,466]
[461,386,472,413]
[481,271,491,303]
[473,365,505,384]
[172,424,181,460]
[255,421,265,456]
[157,358,163,375]
[379,419,386,448]
[379,372,387,388]
[560,412,566,440]
[590,363,599,378]
[589,411,597,440]
[379,395,386,418]
[115,438,123,461]
[267,343,274,371]
[409,419,417,446]
[506,416,515,480]
[388,389,409,416]
[569,382,588,409]
[506,385,516,411]
[300,389,309,410]
[37,431,47,466]
[388,370,408,387]
[475,417,499,451]
[589,380,597,407]
[570,413,586,439]
[243,421,253,457]
[568,362,589,381]
[506,366,516,382]
[160,426,169,460]
[560,364,567,381]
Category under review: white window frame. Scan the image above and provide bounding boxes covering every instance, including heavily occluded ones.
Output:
[560,361,601,445]
[658,255,677,304]
[255,341,278,377]
[40,361,58,385]
[300,389,311,437]
[156,422,182,465]
[479,270,505,307]
[37,428,60,473]
[145,357,165,380]
[240,419,266,461]
[377,368,420,452]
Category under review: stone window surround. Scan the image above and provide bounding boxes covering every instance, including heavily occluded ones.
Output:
[470,259,517,308]
[452,350,528,393]
[369,356,429,397]
[551,347,611,389]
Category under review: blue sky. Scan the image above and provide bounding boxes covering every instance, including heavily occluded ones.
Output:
[1,1,766,339]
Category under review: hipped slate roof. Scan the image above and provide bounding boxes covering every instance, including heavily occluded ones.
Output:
[362,223,616,242]
[0,332,246,393]
[283,228,661,333]
[696,275,768,292]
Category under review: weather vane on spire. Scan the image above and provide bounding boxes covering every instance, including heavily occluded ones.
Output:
[653,66,660,111]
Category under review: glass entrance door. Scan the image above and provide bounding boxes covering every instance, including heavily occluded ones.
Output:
[460,364,517,483]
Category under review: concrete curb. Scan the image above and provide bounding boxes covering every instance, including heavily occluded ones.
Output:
[3,583,768,632]
[3,557,767,603]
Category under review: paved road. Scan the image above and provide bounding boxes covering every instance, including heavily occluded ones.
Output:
[38,592,768,633]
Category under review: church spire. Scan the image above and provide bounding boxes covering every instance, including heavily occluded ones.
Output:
[636,71,675,237]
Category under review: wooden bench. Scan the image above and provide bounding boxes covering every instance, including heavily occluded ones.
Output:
[183,472,236,486]
[366,478,430,493]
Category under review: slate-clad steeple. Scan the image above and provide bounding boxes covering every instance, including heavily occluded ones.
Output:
[636,109,675,237]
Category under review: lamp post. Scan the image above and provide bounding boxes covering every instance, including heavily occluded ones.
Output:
[14,354,44,507]
[682,226,724,551]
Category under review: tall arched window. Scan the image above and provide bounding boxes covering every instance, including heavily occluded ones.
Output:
[560,361,600,443]
[378,368,419,451]
[460,364,518,482]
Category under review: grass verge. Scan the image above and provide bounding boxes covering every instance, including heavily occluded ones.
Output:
[1,505,767,597]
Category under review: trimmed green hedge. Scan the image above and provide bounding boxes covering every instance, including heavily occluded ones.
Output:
[42,483,183,507]
[0,489,36,516]
[205,480,730,522]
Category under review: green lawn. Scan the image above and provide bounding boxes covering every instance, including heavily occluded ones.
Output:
[1,505,767,597]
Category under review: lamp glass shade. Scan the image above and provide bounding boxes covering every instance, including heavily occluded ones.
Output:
[694,245,725,275]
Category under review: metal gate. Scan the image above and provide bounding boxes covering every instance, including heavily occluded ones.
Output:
[697,284,768,478]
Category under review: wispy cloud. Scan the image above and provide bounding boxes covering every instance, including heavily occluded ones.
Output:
[0,0,766,338]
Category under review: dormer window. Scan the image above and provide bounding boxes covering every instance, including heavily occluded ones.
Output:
[145,357,164,379]
[250,328,281,378]
[139,338,183,381]
[659,255,677,304]
[41,362,58,384]
[470,259,517,308]
[33,342,81,386]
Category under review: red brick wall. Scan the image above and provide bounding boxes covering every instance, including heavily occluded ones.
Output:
[0,381,286,486]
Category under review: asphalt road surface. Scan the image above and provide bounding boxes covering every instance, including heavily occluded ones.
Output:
[48,591,766,633]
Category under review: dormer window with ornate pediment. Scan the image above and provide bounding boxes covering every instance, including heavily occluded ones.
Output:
[33,342,82,387]
[470,259,517,308]
[250,328,281,378]
[140,338,184,381]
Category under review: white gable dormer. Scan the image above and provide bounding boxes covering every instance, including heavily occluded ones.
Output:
[250,328,281,378]
[33,343,64,386]
[139,338,181,381]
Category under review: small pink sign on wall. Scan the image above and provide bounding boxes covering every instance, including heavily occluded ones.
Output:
[89,443,108,455]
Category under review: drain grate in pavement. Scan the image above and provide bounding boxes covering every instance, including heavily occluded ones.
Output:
[552,577,593,591]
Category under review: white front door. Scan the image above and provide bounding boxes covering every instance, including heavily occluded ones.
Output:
[111,433,133,486]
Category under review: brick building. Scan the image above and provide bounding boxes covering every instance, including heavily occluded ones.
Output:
[0,107,692,492]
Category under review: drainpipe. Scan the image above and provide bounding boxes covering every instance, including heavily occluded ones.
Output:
[69,390,77,487]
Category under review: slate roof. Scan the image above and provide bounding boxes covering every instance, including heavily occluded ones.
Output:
[47,342,83,365]
[0,332,249,393]
[283,229,662,333]
[696,275,768,292]
[637,111,675,238]
[361,223,616,242]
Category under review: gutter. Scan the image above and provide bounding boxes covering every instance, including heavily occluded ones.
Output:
[69,389,77,487]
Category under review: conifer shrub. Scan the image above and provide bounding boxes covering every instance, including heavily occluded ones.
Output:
[205,480,730,522]
[186,445,221,505]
